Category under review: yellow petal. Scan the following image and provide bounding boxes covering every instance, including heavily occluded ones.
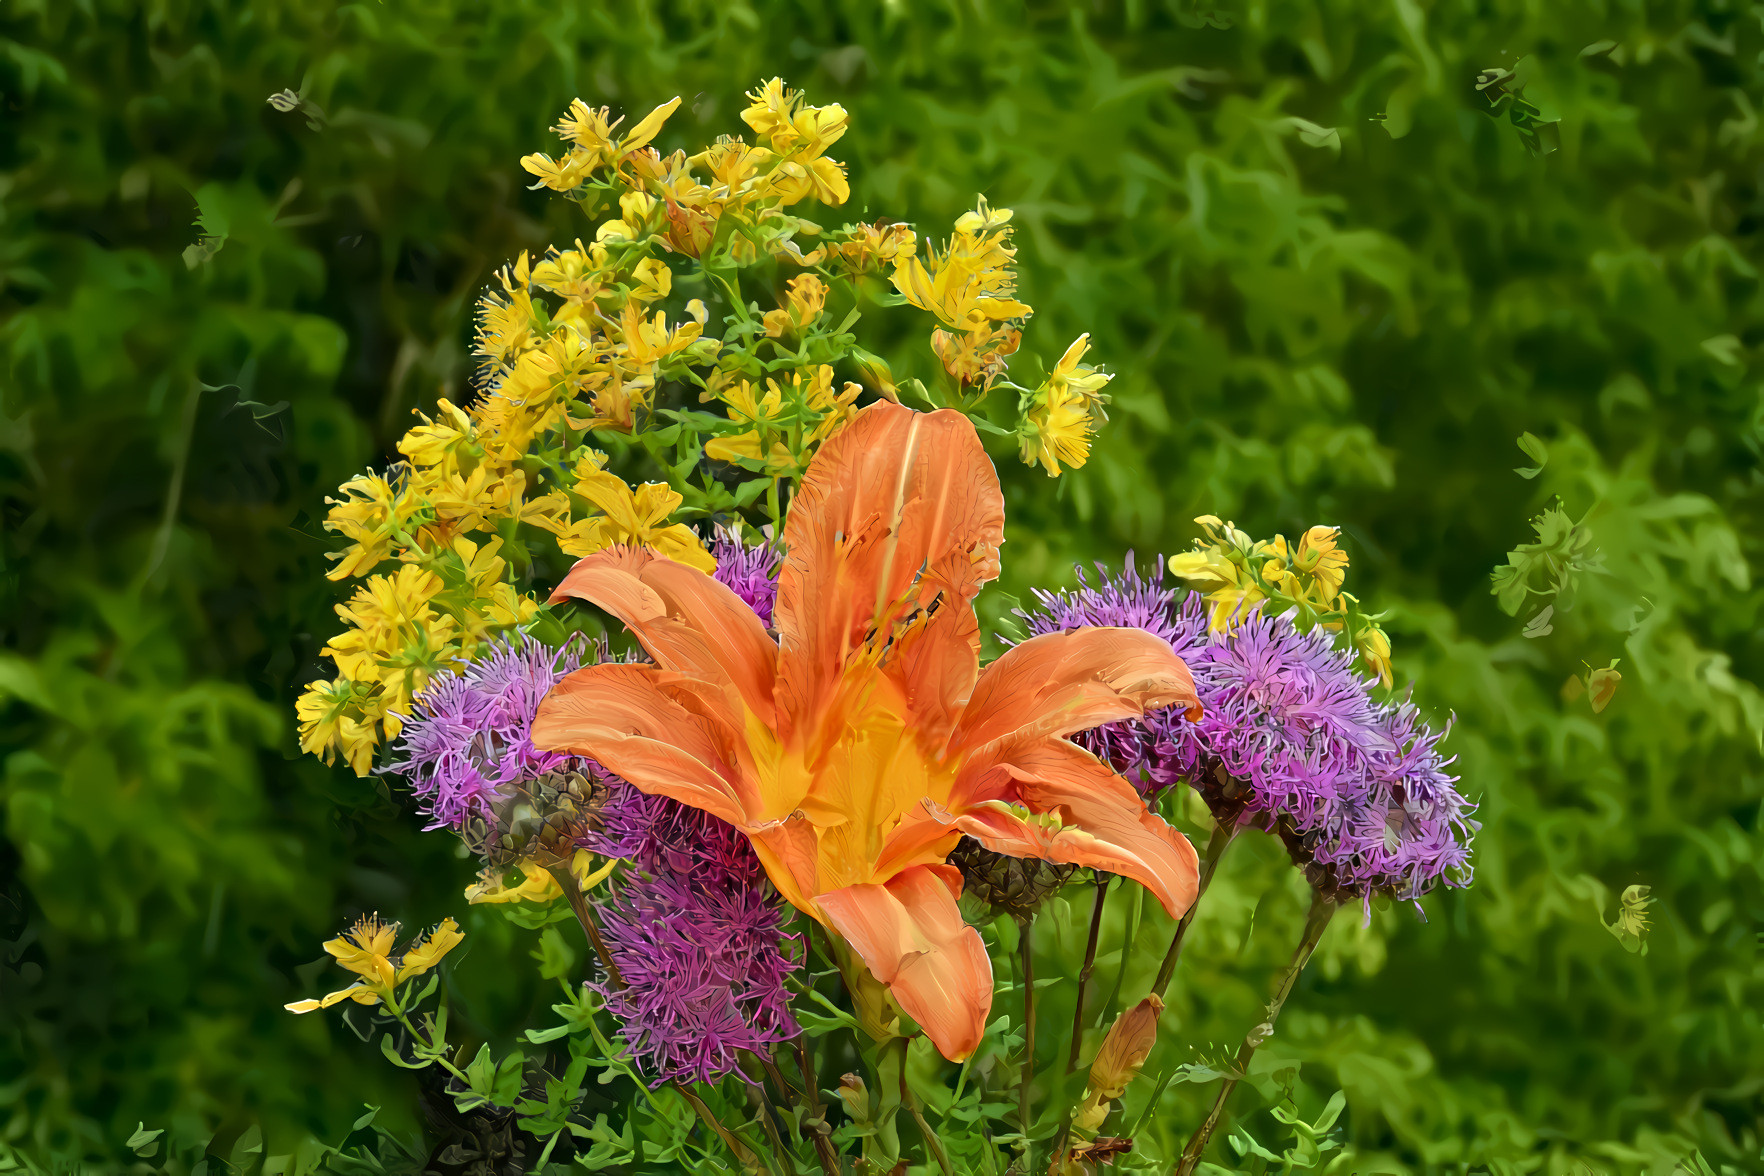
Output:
[650,524,718,573]
[621,96,682,151]
[395,917,464,982]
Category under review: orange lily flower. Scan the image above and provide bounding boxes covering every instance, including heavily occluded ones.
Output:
[532,402,1201,1061]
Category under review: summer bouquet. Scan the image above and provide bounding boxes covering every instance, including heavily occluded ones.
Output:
[290,80,1476,1175]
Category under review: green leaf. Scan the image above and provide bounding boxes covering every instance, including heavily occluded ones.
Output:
[1514,431,1549,478]
[126,1124,165,1158]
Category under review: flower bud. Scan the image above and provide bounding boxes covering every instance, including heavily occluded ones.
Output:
[1074,995,1163,1130]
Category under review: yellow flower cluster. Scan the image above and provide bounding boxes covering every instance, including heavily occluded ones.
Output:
[1169,515,1394,685]
[1018,334,1113,477]
[300,77,1129,778]
[704,364,861,478]
[892,198,1031,390]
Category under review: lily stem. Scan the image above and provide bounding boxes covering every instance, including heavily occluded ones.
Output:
[901,1064,954,1176]
[1153,820,1238,999]
[1065,873,1112,1074]
[1019,915,1037,1171]
[1173,889,1337,1176]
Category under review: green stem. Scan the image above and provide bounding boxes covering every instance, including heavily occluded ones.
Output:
[679,1086,764,1170]
[1173,889,1337,1176]
[1018,915,1037,1170]
[1065,873,1111,1074]
[1098,884,1142,1028]
[901,1066,954,1176]
[1153,821,1238,999]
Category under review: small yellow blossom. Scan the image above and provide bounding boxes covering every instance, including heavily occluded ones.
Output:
[893,197,1031,386]
[763,273,828,337]
[533,460,716,571]
[1018,384,1094,477]
[1265,525,1349,606]
[295,677,378,775]
[284,916,463,1013]
[323,473,417,581]
[465,852,618,905]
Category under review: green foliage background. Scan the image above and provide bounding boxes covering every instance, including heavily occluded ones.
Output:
[3,0,1762,1171]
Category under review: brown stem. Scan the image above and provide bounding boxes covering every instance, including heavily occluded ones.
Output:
[792,1039,843,1176]
[1173,890,1337,1176]
[1065,873,1112,1074]
[1018,916,1037,1170]
[546,864,624,990]
[1153,821,1237,998]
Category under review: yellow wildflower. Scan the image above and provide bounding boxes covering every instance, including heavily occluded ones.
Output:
[706,378,790,472]
[826,220,917,276]
[893,198,1032,386]
[1018,384,1094,477]
[295,677,378,776]
[284,916,463,1013]
[763,273,828,337]
[465,852,618,905]
[1047,334,1112,412]
[707,367,858,475]
[1265,525,1349,606]
[741,78,851,205]
[475,255,535,368]
[323,565,462,733]
[323,473,417,581]
[1168,519,1272,632]
[534,460,716,571]
[1354,619,1393,688]
[523,97,683,191]
[398,399,481,472]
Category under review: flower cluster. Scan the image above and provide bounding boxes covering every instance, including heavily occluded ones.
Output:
[1022,554,1476,904]
[299,79,1116,777]
[1168,514,1393,685]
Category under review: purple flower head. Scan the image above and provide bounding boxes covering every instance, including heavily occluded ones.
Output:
[1018,554,1478,907]
[1019,553,1214,798]
[386,633,588,830]
[709,526,781,627]
[595,868,799,1087]
[591,785,798,1086]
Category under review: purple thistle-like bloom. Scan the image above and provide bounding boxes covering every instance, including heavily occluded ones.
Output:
[590,780,800,1086]
[1020,554,1477,906]
[709,526,781,627]
[389,628,799,1086]
[387,634,587,830]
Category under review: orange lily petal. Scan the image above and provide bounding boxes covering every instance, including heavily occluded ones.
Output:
[550,546,777,726]
[774,401,1004,746]
[949,627,1199,756]
[532,662,752,826]
[952,738,1199,920]
[817,864,992,1062]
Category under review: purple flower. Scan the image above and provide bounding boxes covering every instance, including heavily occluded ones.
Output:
[1020,554,1477,906]
[386,634,588,830]
[591,785,799,1086]
[709,526,780,627]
